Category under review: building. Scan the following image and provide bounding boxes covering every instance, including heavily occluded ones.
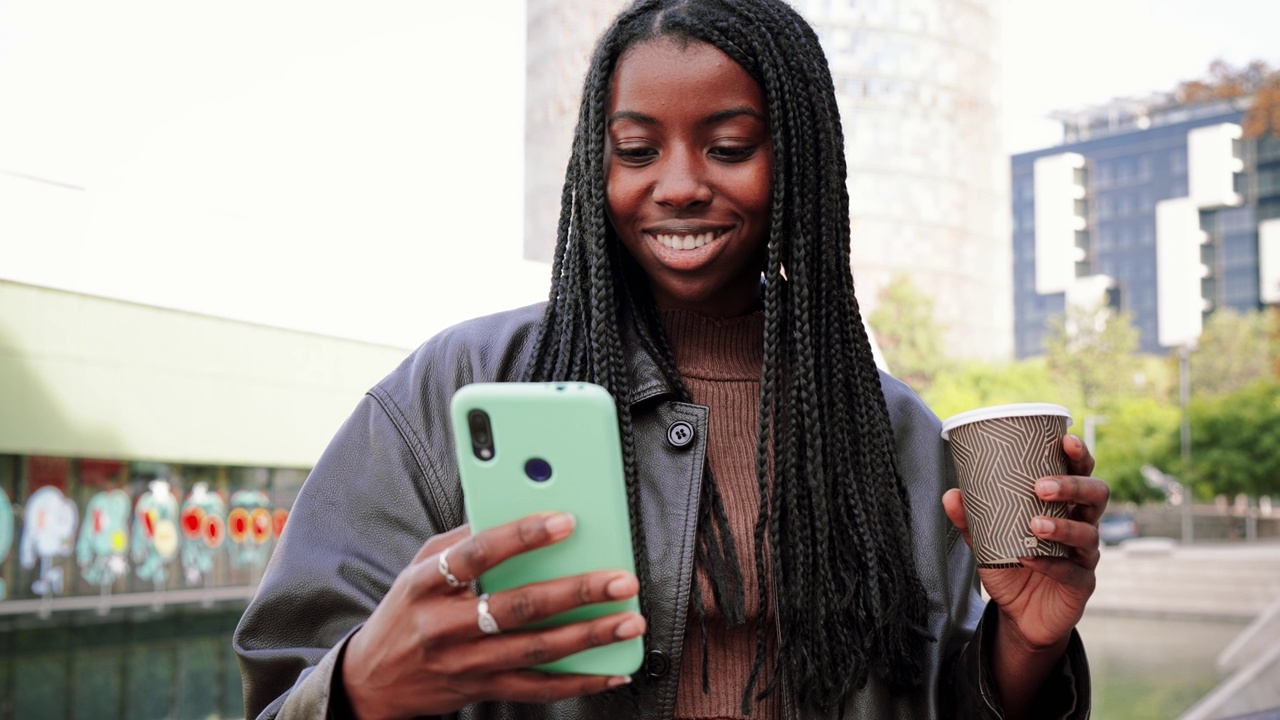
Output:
[1012,95,1280,357]
[0,280,410,719]
[524,0,1011,359]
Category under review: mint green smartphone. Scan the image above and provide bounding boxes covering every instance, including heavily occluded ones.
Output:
[450,381,643,676]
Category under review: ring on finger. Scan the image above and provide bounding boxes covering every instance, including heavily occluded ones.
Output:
[438,546,463,588]
[477,593,501,635]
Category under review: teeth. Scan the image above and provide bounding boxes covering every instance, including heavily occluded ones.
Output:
[656,232,716,250]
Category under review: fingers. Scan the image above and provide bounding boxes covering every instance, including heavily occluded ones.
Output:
[413,524,472,563]
[941,489,973,547]
[1062,434,1095,476]
[446,512,577,587]
[484,571,639,636]
[1035,475,1111,525]
[1029,516,1101,570]
[475,610,646,673]
[470,669,633,705]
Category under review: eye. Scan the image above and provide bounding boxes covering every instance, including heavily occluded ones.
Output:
[709,145,756,162]
[613,144,657,164]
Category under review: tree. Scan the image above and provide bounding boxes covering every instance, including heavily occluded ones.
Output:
[1043,302,1142,409]
[1089,398,1179,504]
[1176,59,1280,139]
[1183,378,1280,500]
[1187,308,1279,397]
[924,358,1062,423]
[867,274,946,393]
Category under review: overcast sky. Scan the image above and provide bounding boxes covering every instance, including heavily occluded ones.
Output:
[1,0,1278,347]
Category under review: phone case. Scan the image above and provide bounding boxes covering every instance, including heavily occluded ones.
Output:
[450,381,643,675]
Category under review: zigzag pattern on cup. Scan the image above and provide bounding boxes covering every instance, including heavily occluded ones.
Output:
[948,415,1070,567]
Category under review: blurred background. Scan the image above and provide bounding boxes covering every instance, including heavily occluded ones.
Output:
[2,0,1279,717]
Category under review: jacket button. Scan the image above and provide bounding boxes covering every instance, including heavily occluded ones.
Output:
[666,420,695,448]
[645,649,670,678]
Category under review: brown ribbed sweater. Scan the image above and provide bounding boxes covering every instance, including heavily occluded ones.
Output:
[661,309,780,720]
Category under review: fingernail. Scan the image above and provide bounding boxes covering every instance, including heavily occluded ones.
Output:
[606,574,638,599]
[1031,517,1055,534]
[607,675,633,687]
[616,615,645,640]
[1036,479,1061,496]
[545,513,576,538]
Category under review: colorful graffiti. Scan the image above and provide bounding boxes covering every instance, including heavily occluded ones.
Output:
[76,489,132,590]
[180,483,227,585]
[1,470,293,605]
[19,486,79,595]
[131,480,180,586]
[227,489,273,570]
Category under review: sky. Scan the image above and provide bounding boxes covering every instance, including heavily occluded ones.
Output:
[1001,0,1280,153]
[1,0,1279,347]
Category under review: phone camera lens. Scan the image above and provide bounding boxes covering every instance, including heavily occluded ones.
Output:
[468,410,494,460]
[524,458,553,483]
[468,411,490,442]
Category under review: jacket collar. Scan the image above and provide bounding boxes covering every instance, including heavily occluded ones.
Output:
[622,317,678,406]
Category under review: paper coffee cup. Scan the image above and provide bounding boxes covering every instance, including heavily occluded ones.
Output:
[941,403,1073,568]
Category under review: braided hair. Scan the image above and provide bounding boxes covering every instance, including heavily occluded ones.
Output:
[524,0,931,713]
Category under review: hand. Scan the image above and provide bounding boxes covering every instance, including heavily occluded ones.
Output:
[341,513,645,720]
[942,434,1110,649]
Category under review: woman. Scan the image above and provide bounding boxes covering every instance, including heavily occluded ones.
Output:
[235,1,1106,718]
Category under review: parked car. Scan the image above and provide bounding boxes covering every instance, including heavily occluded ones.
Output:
[1099,512,1141,545]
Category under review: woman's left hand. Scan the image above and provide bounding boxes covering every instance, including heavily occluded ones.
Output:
[942,434,1110,649]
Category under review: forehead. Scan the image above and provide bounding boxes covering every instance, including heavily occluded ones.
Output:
[608,38,765,117]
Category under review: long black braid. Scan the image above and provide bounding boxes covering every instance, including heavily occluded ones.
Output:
[524,0,931,713]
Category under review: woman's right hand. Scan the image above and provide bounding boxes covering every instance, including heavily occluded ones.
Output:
[340,512,645,720]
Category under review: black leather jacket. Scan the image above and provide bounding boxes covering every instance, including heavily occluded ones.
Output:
[234,303,1089,719]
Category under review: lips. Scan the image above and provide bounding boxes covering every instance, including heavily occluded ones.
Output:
[654,231,719,250]
[645,224,731,252]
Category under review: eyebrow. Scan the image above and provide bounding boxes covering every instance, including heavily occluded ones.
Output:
[607,106,766,128]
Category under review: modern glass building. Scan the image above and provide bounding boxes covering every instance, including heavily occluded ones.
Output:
[525,0,1011,359]
[1012,96,1280,357]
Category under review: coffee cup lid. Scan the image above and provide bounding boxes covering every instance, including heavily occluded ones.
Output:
[940,403,1073,440]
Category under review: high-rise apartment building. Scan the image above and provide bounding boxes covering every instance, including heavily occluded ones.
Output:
[1011,96,1280,357]
[525,0,1011,359]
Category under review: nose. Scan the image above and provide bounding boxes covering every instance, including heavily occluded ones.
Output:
[652,149,712,209]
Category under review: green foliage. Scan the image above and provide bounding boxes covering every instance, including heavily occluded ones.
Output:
[923,357,1065,423]
[1043,303,1142,409]
[1090,398,1179,504]
[1182,378,1280,499]
[1185,308,1278,398]
[915,300,1280,505]
[868,275,946,393]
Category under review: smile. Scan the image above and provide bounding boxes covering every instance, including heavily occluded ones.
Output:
[653,231,724,251]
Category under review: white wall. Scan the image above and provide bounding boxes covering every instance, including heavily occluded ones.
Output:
[1155,198,1207,348]
[1187,123,1244,210]
[1033,153,1086,295]
[0,281,409,467]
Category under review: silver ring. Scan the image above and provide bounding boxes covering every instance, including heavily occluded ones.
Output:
[438,547,463,588]
[477,593,501,635]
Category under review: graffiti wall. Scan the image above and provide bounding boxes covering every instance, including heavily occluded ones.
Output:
[0,455,301,605]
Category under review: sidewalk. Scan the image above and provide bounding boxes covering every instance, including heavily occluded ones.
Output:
[1090,538,1280,620]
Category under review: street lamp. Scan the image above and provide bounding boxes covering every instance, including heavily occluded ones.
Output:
[1178,343,1194,543]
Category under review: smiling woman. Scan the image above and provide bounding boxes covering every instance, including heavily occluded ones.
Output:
[234,2,1109,718]
[605,38,773,318]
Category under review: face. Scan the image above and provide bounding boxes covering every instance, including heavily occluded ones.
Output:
[605,38,773,317]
